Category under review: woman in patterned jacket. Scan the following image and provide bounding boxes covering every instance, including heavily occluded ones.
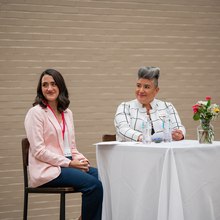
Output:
[114,66,186,142]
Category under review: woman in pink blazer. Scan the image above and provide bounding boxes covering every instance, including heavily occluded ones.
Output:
[25,69,103,220]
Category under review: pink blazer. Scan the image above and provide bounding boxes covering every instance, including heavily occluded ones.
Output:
[25,105,86,187]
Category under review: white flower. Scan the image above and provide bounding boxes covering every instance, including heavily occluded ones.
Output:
[200,113,206,118]
[197,101,207,105]
[208,104,219,114]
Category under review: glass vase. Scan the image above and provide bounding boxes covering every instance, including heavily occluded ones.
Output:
[197,119,214,144]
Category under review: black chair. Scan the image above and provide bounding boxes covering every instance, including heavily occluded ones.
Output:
[21,138,79,220]
[102,134,116,142]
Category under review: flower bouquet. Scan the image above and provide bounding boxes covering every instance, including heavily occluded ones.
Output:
[193,97,219,144]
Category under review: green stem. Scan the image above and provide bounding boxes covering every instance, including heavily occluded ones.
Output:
[199,120,214,143]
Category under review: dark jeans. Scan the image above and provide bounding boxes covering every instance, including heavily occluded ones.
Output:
[41,161,103,220]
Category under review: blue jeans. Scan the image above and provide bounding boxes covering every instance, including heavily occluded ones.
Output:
[41,160,103,220]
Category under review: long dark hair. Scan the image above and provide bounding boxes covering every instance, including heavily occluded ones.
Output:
[33,69,70,112]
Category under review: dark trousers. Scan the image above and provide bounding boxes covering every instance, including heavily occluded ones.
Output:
[41,165,103,220]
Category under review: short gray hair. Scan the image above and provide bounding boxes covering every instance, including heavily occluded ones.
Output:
[137,66,160,88]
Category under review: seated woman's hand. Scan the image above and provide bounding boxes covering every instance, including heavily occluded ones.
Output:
[69,159,90,172]
[137,134,143,142]
[172,129,184,141]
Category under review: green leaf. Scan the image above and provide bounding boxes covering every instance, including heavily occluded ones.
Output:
[193,113,200,121]
[207,99,211,107]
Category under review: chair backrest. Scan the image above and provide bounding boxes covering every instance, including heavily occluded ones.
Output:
[22,138,30,188]
[102,134,116,142]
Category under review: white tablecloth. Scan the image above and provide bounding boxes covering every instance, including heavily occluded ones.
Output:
[96,140,220,220]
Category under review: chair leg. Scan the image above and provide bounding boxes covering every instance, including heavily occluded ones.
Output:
[60,193,65,220]
[23,192,28,220]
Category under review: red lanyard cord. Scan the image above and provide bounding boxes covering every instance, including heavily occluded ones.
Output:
[43,100,65,140]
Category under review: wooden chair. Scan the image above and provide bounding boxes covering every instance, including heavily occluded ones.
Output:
[21,138,79,220]
[102,134,116,142]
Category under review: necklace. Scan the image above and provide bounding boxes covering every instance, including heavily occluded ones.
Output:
[43,100,65,140]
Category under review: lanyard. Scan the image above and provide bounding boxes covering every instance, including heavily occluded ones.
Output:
[43,100,65,140]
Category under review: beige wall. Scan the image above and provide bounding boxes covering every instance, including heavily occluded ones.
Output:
[0,0,220,219]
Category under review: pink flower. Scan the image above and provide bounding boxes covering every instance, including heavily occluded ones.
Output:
[192,105,201,114]
[206,97,211,100]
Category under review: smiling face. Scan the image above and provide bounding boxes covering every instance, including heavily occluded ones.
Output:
[41,74,59,105]
[135,78,159,108]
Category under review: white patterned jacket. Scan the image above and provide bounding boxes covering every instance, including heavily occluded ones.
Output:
[114,98,186,142]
